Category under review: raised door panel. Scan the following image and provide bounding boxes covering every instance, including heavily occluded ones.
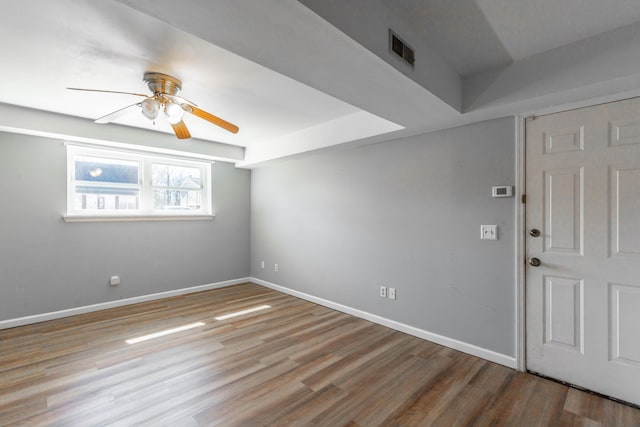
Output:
[544,168,584,255]
[610,283,640,367]
[609,120,640,147]
[544,127,585,154]
[544,276,584,353]
[610,167,640,257]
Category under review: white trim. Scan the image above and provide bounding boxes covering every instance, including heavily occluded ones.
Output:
[0,277,250,330]
[63,214,215,223]
[64,141,219,163]
[515,116,527,371]
[251,278,518,369]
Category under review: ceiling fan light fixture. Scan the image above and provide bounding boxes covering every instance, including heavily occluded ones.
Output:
[164,100,184,124]
[69,71,239,138]
[141,97,160,120]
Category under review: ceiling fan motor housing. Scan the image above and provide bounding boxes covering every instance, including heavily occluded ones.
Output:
[143,72,182,95]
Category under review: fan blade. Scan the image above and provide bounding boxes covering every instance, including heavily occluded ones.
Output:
[171,120,191,140]
[162,93,198,107]
[182,104,239,134]
[94,103,141,124]
[67,87,149,98]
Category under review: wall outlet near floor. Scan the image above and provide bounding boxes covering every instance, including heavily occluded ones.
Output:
[389,287,396,300]
[261,260,265,269]
[274,263,279,272]
[380,286,387,298]
[109,276,120,286]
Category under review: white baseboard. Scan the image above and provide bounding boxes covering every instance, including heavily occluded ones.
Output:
[251,277,518,369]
[0,277,250,330]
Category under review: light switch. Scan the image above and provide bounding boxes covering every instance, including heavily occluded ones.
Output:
[481,225,498,240]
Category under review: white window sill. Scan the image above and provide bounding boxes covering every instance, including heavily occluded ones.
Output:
[63,214,215,223]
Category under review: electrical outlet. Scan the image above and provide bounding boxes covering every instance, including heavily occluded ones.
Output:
[481,225,498,240]
[261,260,265,269]
[109,276,120,286]
[389,288,396,300]
[380,286,387,298]
[274,263,279,272]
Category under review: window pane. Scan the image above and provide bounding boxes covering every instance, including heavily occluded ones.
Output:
[75,156,139,184]
[152,164,202,188]
[153,189,202,211]
[74,186,139,210]
[67,146,211,217]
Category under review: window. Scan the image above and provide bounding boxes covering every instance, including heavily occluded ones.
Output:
[66,145,212,220]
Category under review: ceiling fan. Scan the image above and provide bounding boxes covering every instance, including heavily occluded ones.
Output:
[68,71,239,140]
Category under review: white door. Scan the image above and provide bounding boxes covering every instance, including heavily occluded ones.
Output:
[526,97,640,406]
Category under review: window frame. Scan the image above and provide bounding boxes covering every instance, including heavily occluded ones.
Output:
[64,144,213,222]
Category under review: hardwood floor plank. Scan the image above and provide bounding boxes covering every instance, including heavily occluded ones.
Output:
[125,359,266,426]
[191,358,301,424]
[1,282,639,426]
[516,377,569,427]
[383,356,486,426]
[261,384,347,426]
[471,371,539,426]
[355,354,461,426]
[564,387,640,427]
[0,396,47,427]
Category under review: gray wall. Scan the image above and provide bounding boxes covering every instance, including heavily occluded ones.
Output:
[251,117,517,356]
[0,132,251,321]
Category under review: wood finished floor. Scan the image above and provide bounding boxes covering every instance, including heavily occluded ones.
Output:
[1,283,639,426]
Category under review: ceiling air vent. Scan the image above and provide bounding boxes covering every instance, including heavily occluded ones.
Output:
[389,30,414,66]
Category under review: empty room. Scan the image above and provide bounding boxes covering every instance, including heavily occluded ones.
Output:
[1,0,640,425]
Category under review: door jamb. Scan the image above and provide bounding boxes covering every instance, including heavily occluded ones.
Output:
[515,115,527,371]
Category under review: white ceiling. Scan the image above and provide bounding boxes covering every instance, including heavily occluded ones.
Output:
[2,0,640,166]
[477,0,640,60]
[0,0,398,150]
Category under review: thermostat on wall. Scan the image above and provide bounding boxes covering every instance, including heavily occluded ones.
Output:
[492,186,513,198]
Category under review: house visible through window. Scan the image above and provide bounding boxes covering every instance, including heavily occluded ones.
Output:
[152,163,203,211]
[66,145,212,219]
[74,155,141,211]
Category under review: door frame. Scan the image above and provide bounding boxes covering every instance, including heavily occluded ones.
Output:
[515,115,526,371]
